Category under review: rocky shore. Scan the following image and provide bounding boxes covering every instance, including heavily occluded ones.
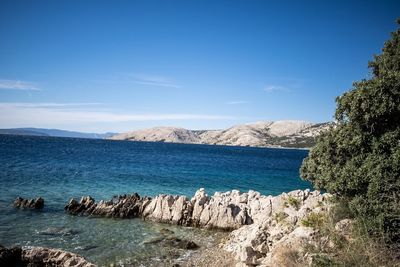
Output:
[0,245,95,267]
[64,188,254,230]
[64,188,334,266]
[9,188,336,266]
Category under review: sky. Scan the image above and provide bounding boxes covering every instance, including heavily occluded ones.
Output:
[0,0,399,133]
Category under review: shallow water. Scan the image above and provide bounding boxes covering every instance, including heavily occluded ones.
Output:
[0,135,311,266]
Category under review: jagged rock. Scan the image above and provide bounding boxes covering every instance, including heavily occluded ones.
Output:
[65,189,331,241]
[0,245,95,267]
[65,189,255,230]
[62,188,333,265]
[13,197,44,209]
[65,194,150,218]
[223,190,332,266]
[22,247,96,267]
[142,194,193,226]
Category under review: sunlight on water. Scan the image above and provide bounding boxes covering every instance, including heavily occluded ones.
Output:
[0,135,311,265]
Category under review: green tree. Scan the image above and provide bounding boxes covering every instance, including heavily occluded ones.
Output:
[300,19,400,244]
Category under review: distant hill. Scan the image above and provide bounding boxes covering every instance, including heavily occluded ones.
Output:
[109,120,333,148]
[0,128,117,139]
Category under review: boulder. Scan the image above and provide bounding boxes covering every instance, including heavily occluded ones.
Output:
[65,194,149,218]
[0,245,95,267]
[223,189,332,266]
[13,197,44,209]
[64,189,331,236]
[22,247,96,267]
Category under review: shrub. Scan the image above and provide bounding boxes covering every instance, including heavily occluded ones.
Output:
[287,195,300,210]
[300,19,400,245]
[301,212,324,229]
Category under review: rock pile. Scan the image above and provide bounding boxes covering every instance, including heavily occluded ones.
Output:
[223,190,332,266]
[65,188,256,230]
[64,188,330,234]
[13,197,44,209]
[64,188,335,266]
[0,245,95,267]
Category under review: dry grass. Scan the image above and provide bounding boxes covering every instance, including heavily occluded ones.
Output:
[272,246,306,267]
[305,202,400,267]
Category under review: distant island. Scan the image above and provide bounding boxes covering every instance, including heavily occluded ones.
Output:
[109,120,332,148]
[0,128,116,139]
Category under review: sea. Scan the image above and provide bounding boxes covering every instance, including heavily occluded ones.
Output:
[0,134,312,266]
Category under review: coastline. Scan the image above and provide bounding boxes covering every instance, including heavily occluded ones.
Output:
[29,188,333,266]
[2,185,351,267]
[0,132,312,150]
[108,137,312,151]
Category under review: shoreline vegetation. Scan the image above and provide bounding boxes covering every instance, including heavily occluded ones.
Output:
[299,19,400,267]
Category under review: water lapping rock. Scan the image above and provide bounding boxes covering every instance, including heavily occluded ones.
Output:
[65,189,255,230]
[65,188,332,266]
[65,188,330,234]
[65,193,151,218]
[13,197,44,209]
[0,245,95,267]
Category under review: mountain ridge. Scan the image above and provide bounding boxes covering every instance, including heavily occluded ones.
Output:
[110,120,332,148]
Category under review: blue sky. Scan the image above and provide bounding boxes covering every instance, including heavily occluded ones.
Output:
[0,0,399,132]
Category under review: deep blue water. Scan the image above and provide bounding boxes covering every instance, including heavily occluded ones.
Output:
[0,135,311,266]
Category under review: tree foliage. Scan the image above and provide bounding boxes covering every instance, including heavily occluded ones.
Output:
[301,19,400,244]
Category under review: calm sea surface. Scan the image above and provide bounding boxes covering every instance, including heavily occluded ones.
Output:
[0,135,312,266]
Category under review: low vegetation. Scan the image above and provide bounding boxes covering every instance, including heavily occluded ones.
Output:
[301,212,324,229]
[274,211,288,223]
[286,195,300,210]
[306,201,399,267]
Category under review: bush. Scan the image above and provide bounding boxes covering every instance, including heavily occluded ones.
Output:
[286,195,300,210]
[301,212,324,229]
[300,19,400,245]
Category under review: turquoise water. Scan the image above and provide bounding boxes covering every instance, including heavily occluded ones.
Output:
[0,135,312,266]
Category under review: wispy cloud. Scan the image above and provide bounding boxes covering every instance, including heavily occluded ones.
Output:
[0,79,40,91]
[96,73,182,89]
[263,85,292,93]
[0,102,233,129]
[127,74,181,88]
[7,102,102,108]
[226,101,249,105]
